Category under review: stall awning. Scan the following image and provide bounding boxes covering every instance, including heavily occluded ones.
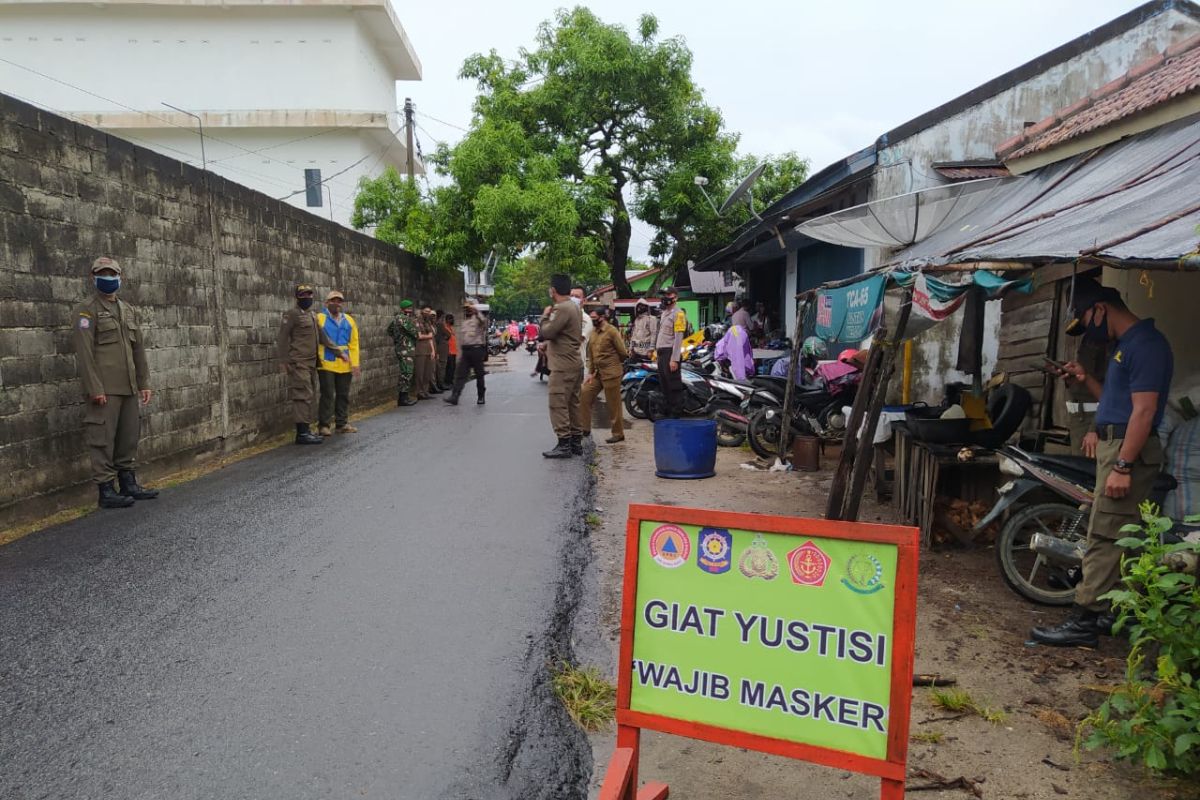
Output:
[884,112,1200,268]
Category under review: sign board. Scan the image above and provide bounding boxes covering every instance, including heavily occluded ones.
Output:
[607,505,918,800]
[815,273,886,343]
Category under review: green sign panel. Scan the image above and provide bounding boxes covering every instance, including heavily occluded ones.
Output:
[629,520,898,760]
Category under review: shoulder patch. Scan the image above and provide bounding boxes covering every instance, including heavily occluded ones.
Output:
[78,316,90,330]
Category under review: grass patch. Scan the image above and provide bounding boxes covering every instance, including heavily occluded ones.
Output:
[551,661,616,732]
[910,730,945,744]
[0,505,94,548]
[585,512,602,527]
[929,687,1007,724]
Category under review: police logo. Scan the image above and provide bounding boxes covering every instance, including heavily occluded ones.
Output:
[842,554,885,595]
[737,534,779,580]
[78,316,90,330]
[787,541,831,587]
[648,525,690,569]
[696,528,732,574]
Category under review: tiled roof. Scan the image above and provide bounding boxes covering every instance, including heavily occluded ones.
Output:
[997,33,1200,161]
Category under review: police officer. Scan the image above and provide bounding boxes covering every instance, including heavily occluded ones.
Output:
[414,304,437,399]
[444,300,488,405]
[539,274,583,458]
[71,257,158,508]
[386,299,418,406]
[277,283,345,445]
[655,286,688,417]
[1032,277,1173,648]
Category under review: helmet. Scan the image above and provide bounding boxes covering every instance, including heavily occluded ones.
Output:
[801,336,828,358]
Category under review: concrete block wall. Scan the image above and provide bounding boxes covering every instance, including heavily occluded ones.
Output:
[0,93,461,517]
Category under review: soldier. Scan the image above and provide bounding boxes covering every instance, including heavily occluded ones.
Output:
[538,274,584,458]
[71,257,159,508]
[580,307,629,444]
[277,283,345,445]
[386,299,418,406]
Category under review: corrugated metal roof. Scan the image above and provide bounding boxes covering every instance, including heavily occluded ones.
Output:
[890,113,1200,267]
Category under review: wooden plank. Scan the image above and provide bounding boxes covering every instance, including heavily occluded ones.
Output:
[1001,282,1055,312]
[999,318,1054,345]
[997,337,1052,359]
[999,298,1054,328]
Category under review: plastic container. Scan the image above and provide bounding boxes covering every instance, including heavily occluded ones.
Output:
[654,419,718,479]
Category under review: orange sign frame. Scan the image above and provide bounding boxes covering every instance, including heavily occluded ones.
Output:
[599,504,920,800]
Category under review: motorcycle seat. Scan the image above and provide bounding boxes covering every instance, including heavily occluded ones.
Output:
[1031,453,1095,477]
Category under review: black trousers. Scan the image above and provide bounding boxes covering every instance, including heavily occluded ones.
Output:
[452,345,487,398]
[318,370,353,427]
[656,347,684,417]
[444,355,457,386]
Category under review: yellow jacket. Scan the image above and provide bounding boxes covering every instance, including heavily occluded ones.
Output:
[316,311,360,373]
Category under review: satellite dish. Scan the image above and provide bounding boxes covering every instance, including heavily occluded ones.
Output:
[719,163,767,217]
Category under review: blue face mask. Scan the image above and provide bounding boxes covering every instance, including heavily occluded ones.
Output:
[95,276,120,294]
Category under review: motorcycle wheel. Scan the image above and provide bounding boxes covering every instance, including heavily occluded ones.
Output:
[748,409,792,460]
[625,391,648,420]
[710,403,746,448]
[995,502,1088,606]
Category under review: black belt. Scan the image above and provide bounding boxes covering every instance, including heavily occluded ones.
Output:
[1096,424,1156,441]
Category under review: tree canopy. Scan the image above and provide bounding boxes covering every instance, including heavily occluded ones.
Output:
[352,6,809,297]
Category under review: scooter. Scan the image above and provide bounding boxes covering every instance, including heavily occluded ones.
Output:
[976,445,1182,605]
[740,366,862,459]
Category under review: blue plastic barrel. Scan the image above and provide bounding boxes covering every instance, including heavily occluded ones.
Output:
[654,419,718,479]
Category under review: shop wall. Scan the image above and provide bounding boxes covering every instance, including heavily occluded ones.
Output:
[1104,267,1200,402]
[0,94,461,519]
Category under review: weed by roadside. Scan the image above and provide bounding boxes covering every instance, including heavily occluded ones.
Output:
[552,661,615,732]
[910,730,945,744]
[929,686,1007,724]
[585,512,602,527]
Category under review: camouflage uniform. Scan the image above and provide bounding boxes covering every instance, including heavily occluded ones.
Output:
[386,312,417,397]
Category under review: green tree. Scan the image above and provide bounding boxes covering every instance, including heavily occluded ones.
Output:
[353,6,809,296]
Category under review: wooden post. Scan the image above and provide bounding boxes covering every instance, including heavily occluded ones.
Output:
[779,294,811,459]
[841,292,912,521]
[826,344,885,519]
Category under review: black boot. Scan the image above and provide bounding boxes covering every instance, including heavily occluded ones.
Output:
[295,423,323,445]
[543,438,574,459]
[476,392,486,405]
[443,393,459,406]
[398,392,417,407]
[1030,606,1102,648]
[117,470,159,500]
[98,481,135,509]
[569,435,583,455]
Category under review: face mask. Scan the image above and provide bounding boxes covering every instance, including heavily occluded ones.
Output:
[1085,305,1108,341]
[662,297,675,306]
[297,297,314,310]
[571,297,582,306]
[95,276,120,294]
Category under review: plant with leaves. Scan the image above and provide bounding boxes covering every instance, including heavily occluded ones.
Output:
[1081,502,1200,775]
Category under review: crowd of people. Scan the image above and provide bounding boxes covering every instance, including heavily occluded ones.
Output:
[72,252,774,507]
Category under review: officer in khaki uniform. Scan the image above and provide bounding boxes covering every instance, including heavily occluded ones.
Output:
[72,257,159,509]
[580,307,629,444]
[538,274,583,458]
[277,283,344,445]
[1032,278,1173,648]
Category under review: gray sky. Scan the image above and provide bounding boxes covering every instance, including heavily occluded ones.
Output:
[397,0,1148,259]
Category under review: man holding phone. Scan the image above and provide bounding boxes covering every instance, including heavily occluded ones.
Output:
[1031,277,1173,648]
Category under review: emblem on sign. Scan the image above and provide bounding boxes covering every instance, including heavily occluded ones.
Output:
[786,541,831,586]
[842,554,885,594]
[696,528,732,574]
[737,534,778,580]
[649,524,690,569]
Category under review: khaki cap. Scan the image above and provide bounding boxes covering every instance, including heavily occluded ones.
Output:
[91,257,121,275]
[326,290,345,301]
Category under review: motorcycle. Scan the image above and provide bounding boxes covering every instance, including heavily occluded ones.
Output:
[740,363,862,459]
[977,445,1181,605]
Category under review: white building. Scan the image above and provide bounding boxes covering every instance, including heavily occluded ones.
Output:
[0,0,421,227]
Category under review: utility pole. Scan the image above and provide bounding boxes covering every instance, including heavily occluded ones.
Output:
[403,97,415,183]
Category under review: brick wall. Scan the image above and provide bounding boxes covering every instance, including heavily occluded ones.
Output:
[0,94,461,517]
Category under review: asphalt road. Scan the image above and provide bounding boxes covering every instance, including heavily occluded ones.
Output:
[0,361,592,800]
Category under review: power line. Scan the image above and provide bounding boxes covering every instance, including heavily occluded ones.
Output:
[207,126,347,164]
[419,110,469,134]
